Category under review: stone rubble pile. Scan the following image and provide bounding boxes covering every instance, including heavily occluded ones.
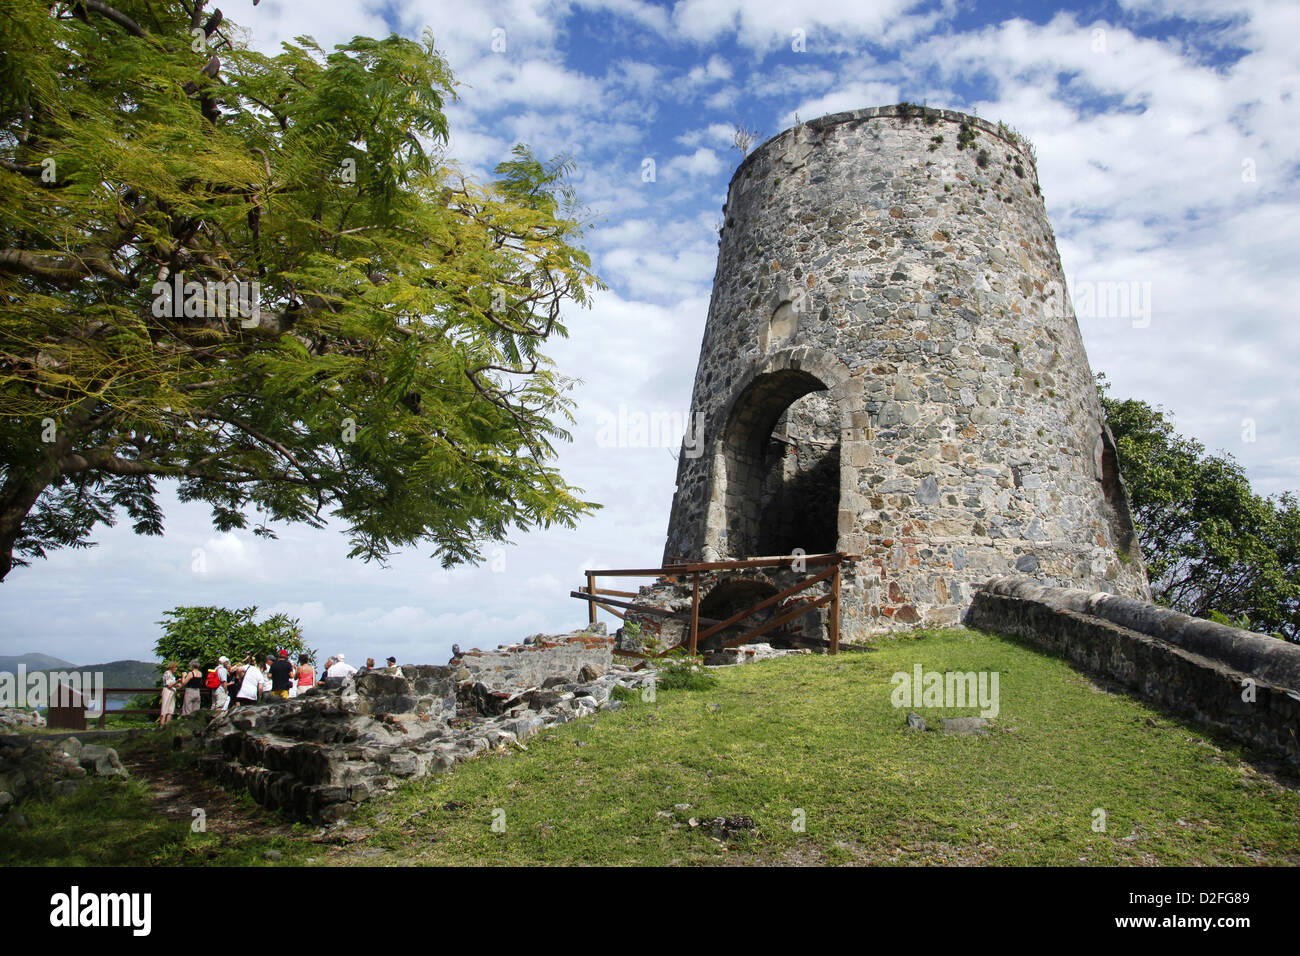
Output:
[0,735,128,827]
[0,707,46,731]
[199,625,657,823]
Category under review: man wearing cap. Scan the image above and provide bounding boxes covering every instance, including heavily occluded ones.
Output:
[213,656,231,713]
[326,653,357,679]
[268,649,294,700]
[385,656,404,678]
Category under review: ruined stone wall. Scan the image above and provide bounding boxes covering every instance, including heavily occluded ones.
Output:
[199,628,632,823]
[967,578,1300,767]
[454,631,613,688]
[663,105,1150,637]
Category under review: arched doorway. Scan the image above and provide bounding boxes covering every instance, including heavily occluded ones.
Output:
[721,369,841,558]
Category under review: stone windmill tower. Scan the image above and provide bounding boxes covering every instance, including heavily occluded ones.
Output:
[662,105,1150,640]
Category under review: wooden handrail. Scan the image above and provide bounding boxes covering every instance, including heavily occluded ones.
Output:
[576,551,850,657]
[569,590,724,628]
[582,552,856,578]
[719,593,834,649]
[696,564,838,642]
[663,552,854,573]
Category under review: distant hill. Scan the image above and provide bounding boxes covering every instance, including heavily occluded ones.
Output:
[40,660,160,689]
[0,655,159,689]
[0,652,78,672]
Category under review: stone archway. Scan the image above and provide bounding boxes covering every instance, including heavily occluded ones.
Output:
[708,347,859,559]
[720,369,838,557]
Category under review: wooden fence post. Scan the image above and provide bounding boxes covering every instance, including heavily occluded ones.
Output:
[829,562,841,655]
[688,572,700,655]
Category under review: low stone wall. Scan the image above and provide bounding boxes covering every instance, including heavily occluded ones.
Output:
[1,735,128,827]
[966,577,1300,767]
[454,626,612,688]
[199,626,643,823]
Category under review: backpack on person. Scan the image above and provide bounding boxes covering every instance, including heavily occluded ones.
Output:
[205,669,222,689]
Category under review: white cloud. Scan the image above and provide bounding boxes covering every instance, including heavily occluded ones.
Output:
[663,147,724,178]
[676,122,736,148]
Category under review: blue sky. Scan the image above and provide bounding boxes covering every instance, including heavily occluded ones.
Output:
[2,0,1296,667]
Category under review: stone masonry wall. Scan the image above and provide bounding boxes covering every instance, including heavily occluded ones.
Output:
[199,627,637,823]
[663,105,1150,639]
[966,577,1300,767]
[454,631,613,688]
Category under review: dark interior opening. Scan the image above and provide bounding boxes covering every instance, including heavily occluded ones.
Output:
[1098,426,1138,556]
[697,579,780,650]
[722,370,840,558]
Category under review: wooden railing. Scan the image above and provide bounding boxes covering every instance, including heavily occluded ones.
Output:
[571,552,856,658]
[92,686,227,728]
[94,686,181,728]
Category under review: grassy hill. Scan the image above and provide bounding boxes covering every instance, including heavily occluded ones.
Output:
[3,626,1298,866]
[62,660,159,688]
[1,655,156,688]
[0,653,78,672]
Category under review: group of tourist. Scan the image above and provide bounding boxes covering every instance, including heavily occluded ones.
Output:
[159,660,205,727]
[158,652,402,725]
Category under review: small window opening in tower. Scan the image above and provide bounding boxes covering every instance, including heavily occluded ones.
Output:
[1098,427,1137,556]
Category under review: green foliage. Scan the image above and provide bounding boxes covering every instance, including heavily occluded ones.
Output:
[975,148,990,168]
[0,2,603,582]
[1098,375,1299,641]
[154,605,312,669]
[956,122,978,150]
[654,650,719,691]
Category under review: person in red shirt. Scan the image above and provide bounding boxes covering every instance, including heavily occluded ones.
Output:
[295,654,315,694]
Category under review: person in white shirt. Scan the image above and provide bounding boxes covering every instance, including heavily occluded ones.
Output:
[213,656,231,713]
[326,653,358,679]
[236,660,267,704]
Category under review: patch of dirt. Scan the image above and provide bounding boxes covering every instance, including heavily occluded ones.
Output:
[119,747,293,839]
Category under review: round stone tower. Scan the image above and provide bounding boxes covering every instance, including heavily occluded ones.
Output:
[663,105,1150,638]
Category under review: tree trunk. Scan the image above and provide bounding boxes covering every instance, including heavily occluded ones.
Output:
[0,401,95,581]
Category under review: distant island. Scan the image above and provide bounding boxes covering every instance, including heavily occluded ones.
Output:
[1,654,159,711]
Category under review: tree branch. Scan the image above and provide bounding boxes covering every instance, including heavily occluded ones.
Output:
[82,0,146,37]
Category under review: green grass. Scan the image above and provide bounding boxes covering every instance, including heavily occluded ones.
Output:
[0,716,313,867]
[332,627,1300,866]
[4,627,1298,866]
[0,777,189,866]
[0,773,315,866]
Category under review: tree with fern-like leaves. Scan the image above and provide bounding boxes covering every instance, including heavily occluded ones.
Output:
[0,1,603,582]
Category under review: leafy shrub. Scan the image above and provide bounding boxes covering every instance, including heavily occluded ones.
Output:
[654,651,719,691]
[154,606,314,673]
